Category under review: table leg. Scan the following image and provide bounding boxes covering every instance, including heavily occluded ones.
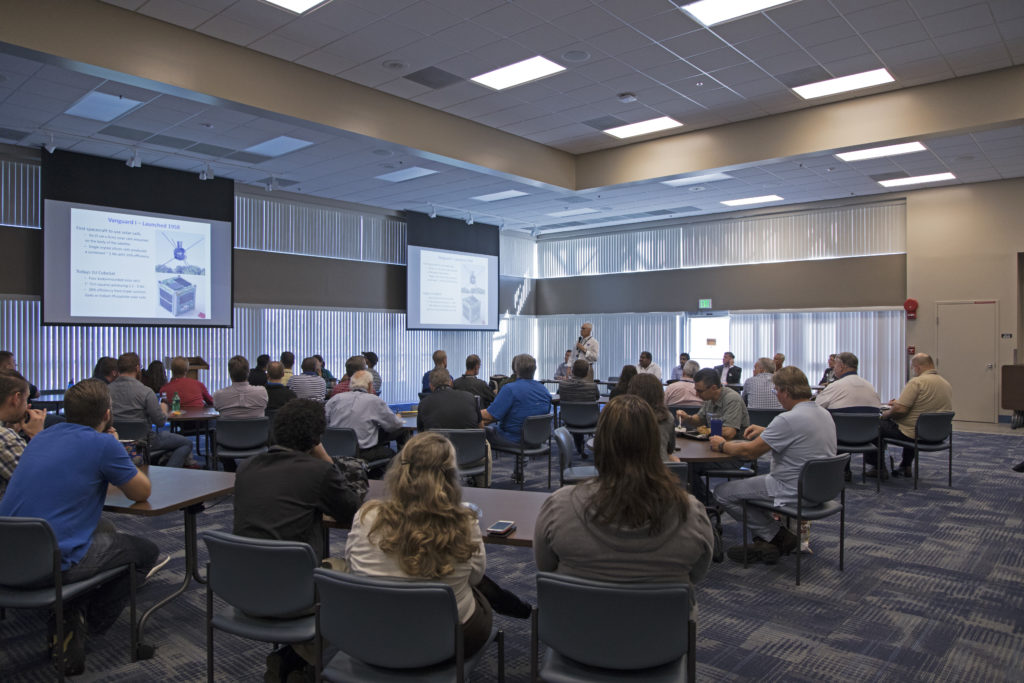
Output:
[134,503,205,659]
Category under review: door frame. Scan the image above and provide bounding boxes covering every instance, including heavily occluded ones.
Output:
[936,299,999,423]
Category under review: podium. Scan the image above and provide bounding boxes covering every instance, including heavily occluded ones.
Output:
[186,356,209,380]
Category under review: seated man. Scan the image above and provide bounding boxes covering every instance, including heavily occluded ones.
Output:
[212,355,269,419]
[419,369,490,486]
[161,356,213,408]
[280,351,296,386]
[92,356,118,383]
[233,397,365,680]
[664,360,701,406]
[0,378,158,675]
[814,352,881,412]
[421,349,450,394]
[0,350,38,398]
[453,354,495,409]
[878,353,953,478]
[481,354,552,452]
[0,369,46,500]
[361,351,382,395]
[742,358,782,410]
[247,354,270,387]
[329,356,370,397]
[553,349,572,380]
[287,356,327,403]
[109,352,193,467]
[709,367,837,565]
[324,370,406,467]
[670,352,691,381]
[714,351,742,385]
[557,359,599,455]
[635,351,662,381]
[264,361,297,413]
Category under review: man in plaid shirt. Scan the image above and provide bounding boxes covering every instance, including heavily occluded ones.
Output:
[741,358,783,410]
[0,369,46,500]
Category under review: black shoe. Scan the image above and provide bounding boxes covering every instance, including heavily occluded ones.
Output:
[727,537,781,565]
[478,575,532,619]
[265,645,304,683]
[844,470,852,482]
[50,607,86,677]
[771,526,799,555]
[1012,461,1024,473]
[899,465,913,478]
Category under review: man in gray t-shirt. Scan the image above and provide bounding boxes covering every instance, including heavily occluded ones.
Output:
[709,367,837,566]
[680,368,750,439]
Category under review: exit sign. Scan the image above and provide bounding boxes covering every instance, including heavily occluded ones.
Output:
[698,298,712,309]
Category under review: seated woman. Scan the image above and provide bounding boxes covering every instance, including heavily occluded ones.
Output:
[608,364,637,399]
[628,373,679,462]
[534,395,714,596]
[345,432,500,656]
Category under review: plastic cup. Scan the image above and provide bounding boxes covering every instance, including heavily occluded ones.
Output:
[709,416,723,437]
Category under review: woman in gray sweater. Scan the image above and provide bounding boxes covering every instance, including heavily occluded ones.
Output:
[534,395,714,592]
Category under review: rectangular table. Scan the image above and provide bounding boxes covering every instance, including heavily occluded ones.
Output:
[166,406,219,465]
[105,466,235,659]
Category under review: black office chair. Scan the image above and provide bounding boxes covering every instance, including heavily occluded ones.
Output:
[558,401,600,455]
[490,414,553,490]
[0,517,138,681]
[554,426,597,486]
[748,408,783,428]
[665,461,689,490]
[314,569,504,683]
[432,428,490,486]
[831,411,882,492]
[202,531,319,683]
[740,453,850,585]
[881,411,955,489]
[531,572,695,682]
[212,418,270,471]
[113,419,152,442]
[321,427,359,460]
[668,404,702,416]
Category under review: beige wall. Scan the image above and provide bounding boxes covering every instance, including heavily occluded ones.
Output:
[904,177,1024,412]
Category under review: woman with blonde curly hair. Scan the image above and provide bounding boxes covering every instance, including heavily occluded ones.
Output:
[345,431,510,654]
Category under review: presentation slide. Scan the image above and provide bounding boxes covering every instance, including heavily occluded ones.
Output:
[407,245,499,330]
[43,200,233,326]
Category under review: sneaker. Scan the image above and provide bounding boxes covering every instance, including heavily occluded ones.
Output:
[145,555,172,582]
[771,525,799,555]
[727,537,781,565]
[50,607,86,676]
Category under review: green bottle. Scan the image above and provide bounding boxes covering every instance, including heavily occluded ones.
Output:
[172,392,181,412]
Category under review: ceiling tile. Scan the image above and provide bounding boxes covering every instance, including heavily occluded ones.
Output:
[710,13,780,44]
[922,4,997,37]
[248,33,312,62]
[787,17,859,47]
[662,29,728,59]
[710,62,772,87]
[511,23,579,54]
[387,0,464,35]
[196,14,268,45]
[627,9,702,42]
[862,21,932,51]
[733,33,803,61]
[765,0,841,29]
[616,44,680,71]
[472,2,544,37]
[687,47,750,72]
[844,1,918,34]
[137,0,215,29]
[294,49,358,76]
[932,26,1003,52]
[550,7,624,41]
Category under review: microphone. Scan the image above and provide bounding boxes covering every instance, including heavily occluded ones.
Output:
[577,336,583,344]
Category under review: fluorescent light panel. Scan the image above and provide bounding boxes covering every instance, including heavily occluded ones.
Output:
[878,172,955,188]
[836,141,927,161]
[260,0,331,13]
[682,0,795,27]
[793,68,894,99]
[375,166,438,182]
[472,190,528,202]
[721,194,784,207]
[662,172,732,187]
[471,56,565,90]
[243,136,313,157]
[547,208,600,218]
[64,92,143,122]
[604,116,683,139]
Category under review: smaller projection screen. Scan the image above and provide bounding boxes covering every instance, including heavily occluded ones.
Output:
[405,211,500,331]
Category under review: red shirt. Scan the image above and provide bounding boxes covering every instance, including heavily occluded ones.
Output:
[161,376,213,407]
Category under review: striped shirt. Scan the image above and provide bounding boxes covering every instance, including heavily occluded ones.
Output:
[287,373,327,403]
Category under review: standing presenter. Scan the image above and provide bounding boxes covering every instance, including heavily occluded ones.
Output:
[573,322,599,381]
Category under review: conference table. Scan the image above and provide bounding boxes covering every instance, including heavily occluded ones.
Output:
[325,479,548,549]
[166,406,219,465]
[104,466,235,659]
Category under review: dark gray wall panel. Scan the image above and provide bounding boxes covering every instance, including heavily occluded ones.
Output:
[0,226,42,295]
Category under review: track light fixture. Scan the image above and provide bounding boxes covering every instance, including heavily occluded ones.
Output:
[43,133,56,155]
[466,213,474,225]
[125,149,141,168]
[265,175,276,192]
[428,204,437,219]
[199,163,214,181]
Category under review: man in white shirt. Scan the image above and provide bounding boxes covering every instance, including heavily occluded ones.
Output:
[814,352,881,411]
[324,371,406,467]
[573,322,599,381]
[636,351,662,381]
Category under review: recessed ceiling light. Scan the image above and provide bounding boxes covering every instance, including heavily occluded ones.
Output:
[836,141,927,161]
[721,194,784,207]
[472,190,529,202]
[603,117,683,139]
[878,172,955,188]
[681,0,797,27]
[64,91,143,122]
[662,172,732,187]
[471,56,566,90]
[792,68,895,100]
[375,166,438,182]
[243,135,313,157]
[562,50,591,63]
[259,0,332,14]
[547,208,601,218]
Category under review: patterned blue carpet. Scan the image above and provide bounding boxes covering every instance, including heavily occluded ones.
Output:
[2,430,1023,681]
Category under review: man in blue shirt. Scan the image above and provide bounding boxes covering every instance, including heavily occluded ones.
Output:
[481,354,551,451]
[0,379,158,675]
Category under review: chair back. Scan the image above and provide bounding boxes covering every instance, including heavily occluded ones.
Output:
[665,461,689,488]
[0,517,58,587]
[831,411,881,446]
[215,418,270,450]
[521,414,553,448]
[536,572,690,670]
[748,408,782,428]
[798,454,851,507]
[113,420,151,441]
[553,427,575,471]
[916,411,955,442]
[669,404,701,416]
[605,376,620,385]
[321,427,360,460]
[202,531,317,618]
[432,429,487,468]
[314,570,459,669]
[559,401,600,429]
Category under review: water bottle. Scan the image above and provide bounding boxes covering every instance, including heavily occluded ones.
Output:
[172,392,181,412]
[67,380,73,390]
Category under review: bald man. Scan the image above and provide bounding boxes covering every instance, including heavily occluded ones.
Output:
[876,353,952,479]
